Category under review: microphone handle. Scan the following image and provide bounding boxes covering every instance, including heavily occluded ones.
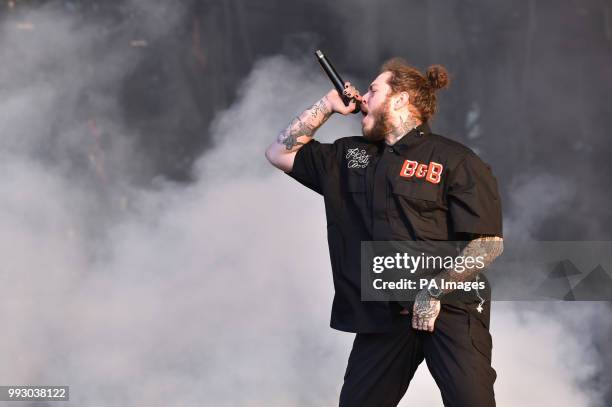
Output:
[315,50,361,114]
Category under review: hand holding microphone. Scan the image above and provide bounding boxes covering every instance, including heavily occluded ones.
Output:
[315,50,362,115]
[324,84,361,115]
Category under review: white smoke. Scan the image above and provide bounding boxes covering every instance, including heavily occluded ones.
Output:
[0,3,607,407]
[502,173,573,240]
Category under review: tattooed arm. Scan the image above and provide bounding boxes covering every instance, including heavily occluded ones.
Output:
[265,84,361,172]
[411,235,504,332]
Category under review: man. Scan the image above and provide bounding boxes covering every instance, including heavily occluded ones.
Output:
[265,58,503,407]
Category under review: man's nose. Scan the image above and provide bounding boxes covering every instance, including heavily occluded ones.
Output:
[361,94,369,111]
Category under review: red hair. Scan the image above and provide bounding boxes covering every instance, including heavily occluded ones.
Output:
[380,58,450,122]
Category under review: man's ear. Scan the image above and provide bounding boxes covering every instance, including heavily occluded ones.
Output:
[393,91,410,111]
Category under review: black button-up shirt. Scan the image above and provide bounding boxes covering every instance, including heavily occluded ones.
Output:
[286,123,503,333]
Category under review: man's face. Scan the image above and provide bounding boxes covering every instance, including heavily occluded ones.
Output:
[361,72,394,141]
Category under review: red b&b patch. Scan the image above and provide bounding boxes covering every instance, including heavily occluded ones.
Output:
[399,160,444,184]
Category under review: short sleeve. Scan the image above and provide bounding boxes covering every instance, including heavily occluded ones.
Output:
[447,153,503,236]
[285,139,338,195]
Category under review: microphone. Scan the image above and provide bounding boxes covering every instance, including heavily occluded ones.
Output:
[315,50,361,114]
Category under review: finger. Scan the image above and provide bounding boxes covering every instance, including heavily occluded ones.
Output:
[418,318,427,331]
[412,314,418,329]
[415,316,422,330]
[424,318,431,332]
[344,82,351,88]
[348,91,360,100]
[427,319,435,332]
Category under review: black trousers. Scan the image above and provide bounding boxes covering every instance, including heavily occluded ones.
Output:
[339,303,497,407]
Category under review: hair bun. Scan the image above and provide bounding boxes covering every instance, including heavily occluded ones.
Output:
[426,65,449,90]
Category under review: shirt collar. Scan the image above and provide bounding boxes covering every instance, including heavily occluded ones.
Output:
[391,122,431,151]
[363,122,431,155]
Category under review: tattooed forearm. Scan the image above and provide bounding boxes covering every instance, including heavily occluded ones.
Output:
[412,236,502,325]
[310,98,331,119]
[431,235,504,297]
[277,96,333,151]
[278,117,315,150]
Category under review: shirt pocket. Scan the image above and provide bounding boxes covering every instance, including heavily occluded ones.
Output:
[390,180,446,239]
[345,173,369,222]
[391,181,439,207]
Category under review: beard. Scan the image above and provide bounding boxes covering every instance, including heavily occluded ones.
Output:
[361,97,393,142]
